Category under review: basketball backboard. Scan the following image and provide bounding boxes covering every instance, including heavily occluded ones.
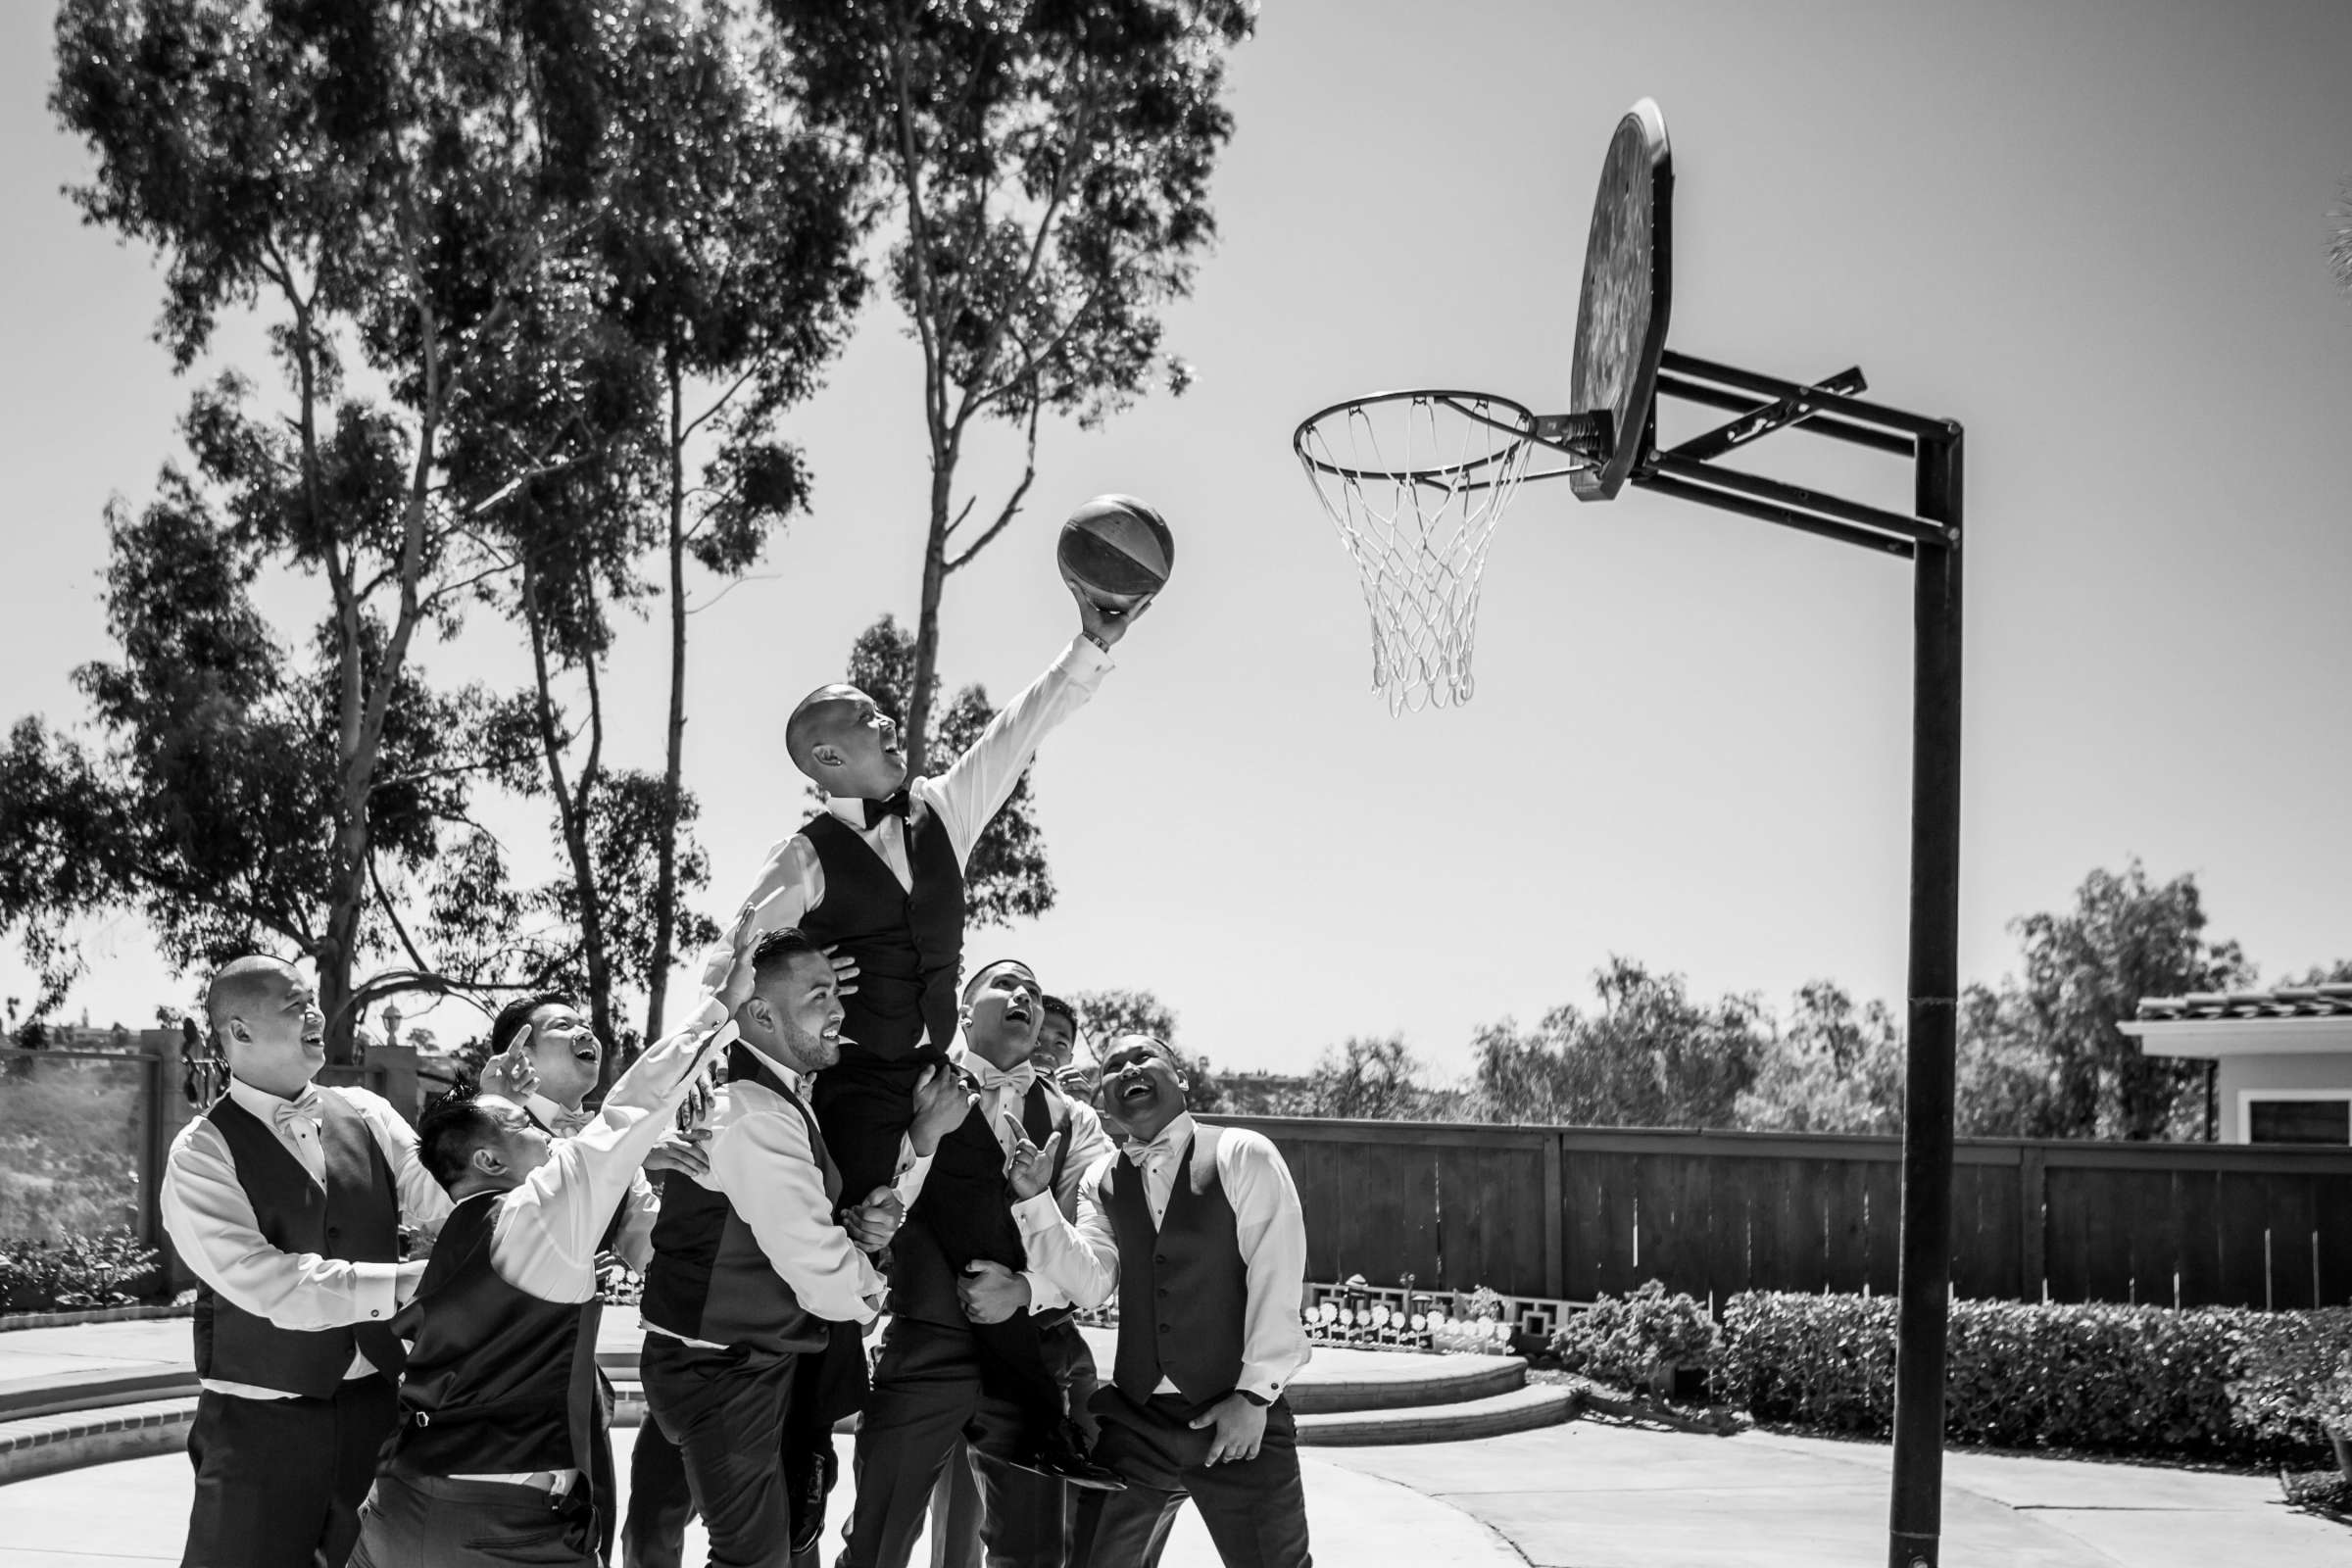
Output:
[1568,98,1674,502]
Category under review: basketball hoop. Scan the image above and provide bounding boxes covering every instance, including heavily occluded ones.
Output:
[1293,390,1610,713]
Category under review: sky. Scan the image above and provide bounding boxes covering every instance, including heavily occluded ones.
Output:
[6,0,2352,1077]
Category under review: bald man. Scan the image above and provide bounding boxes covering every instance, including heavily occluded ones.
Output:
[688,577,1145,1205]
[161,956,454,1568]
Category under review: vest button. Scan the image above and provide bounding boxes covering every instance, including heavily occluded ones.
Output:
[1159,1323,1171,1334]
[325,1227,340,1241]
[1153,1255,1166,1266]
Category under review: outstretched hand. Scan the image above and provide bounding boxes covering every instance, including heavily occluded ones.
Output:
[1066,570,1150,649]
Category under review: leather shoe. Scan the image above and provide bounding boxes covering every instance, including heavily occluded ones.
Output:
[1011,1446,1127,1492]
[788,1442,839,1554]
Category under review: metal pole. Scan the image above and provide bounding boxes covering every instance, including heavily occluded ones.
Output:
[1889,425,1963,1568]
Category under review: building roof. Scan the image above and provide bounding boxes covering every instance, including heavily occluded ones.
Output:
[2134,984,2352,1023]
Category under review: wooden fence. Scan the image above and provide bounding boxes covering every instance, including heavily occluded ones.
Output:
[1209,1115,2352,1311]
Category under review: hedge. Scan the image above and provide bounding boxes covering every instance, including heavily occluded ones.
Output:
[0,1231,163,1315]
[1716,1291,2352,1463]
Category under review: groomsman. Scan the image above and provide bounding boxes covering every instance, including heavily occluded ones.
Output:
[639,927,970,1568]
[161,956,454,1568]
[838,957,1119,1568]
[698,582,1142,1203]
[348,923,763,1567]
[1014,1036,1314,1568]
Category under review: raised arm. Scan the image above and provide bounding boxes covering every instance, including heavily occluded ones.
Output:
[923,620,1118,861]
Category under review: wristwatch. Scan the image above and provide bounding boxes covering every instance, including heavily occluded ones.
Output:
[1081,629,1112,654]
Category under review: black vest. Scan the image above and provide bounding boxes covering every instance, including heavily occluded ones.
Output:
[796,805,965,1067]
[190,1090,405,1398]
[1103,1129,1248,1404]
[641,1045,844,1353]
[890,1075,1070,1327]
[386,1192,608,1482]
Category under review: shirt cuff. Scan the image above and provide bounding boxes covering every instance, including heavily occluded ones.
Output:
[1236,1369,1287,1404]
[352,1263,403,1324]
[1020,1269,1070,1313]
[1054,634,1115,682]
[1010,1193,1062,1233]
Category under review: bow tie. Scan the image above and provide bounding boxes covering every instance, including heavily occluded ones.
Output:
[272,1089,323,1135]
[965,1057,1038,1101]
[546,1107,593,1138]
[862,790,913,829]
[1124,1132,1181,1168]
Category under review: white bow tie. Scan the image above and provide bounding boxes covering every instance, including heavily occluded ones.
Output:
[1124,1134,1180,1169]
[966,1058,1038,1101]
[272,1089,323,1135]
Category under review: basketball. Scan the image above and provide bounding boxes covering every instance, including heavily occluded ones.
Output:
[1056,495,1174,612]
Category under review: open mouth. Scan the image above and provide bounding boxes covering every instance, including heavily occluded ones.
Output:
[1004,1004,1033,1025]
[1118,1078,1154,1102]
[572,1047,599,1064]
[301,1032,324,1050]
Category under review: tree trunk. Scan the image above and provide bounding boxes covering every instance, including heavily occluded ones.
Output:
[904,462,955,776]
[521,556,615,1066]
[645,354,688,1042]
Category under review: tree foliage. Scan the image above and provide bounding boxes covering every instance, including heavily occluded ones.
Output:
[1736,982,1906,1136]
[760,0,1254,781]
[43,0,636,1054]
[1296,1034,1442,1121]
[1466,958,1768,1129]
[1966,859,2251,1140]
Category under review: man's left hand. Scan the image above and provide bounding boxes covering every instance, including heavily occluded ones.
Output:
[1188,1394,1268,1466]
[843,1186,904,1253]
[956,1260,1031,1325]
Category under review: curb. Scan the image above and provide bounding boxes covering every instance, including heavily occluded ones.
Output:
[0,1396,194,1487]
[0,1303,189,1333]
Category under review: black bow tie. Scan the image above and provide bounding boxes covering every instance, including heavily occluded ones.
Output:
[863,790,913,829]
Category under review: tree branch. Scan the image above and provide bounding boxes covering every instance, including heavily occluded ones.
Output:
[946,397,1042,573]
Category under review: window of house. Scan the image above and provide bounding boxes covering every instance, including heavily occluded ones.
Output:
[2241,1092,2352,1146]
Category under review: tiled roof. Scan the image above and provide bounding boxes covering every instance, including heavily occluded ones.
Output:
[2135,984,2352,1022]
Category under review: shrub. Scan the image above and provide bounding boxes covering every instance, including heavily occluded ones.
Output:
[2235,1307,2352,1448]
[1551,1278,1719,1387]
[1717,1291,2348,1463]
[0,1231,164,1314]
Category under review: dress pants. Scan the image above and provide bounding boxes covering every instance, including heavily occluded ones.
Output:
[836,1318,1075,1568]
[641,1336,802,1568]
[1068,1390,1310,1568]
[179,1374,399,1568]
[350,1468,599,1568]
[627,1328,862,1568]
[925,1445,983,1568]
[809,1054,935,1202]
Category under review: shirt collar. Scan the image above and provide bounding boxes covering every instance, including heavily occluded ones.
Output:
[227,1074,318,1121]
[736,1036,808,1101]
[1127,1110,1195,1161]
[525,1093,583,1128]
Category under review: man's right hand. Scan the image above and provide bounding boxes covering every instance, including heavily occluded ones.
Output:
[908,1064,978,1155]
[1005,1128,1063,1202]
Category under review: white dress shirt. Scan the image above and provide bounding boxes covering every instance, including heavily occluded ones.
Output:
[473,1090,661,1275]
[894,1040,1118,1315]
[162,1076,454,1399]
[1015,1112,1313,1404]
[642,1038,888,1344]
[450,1019,728,1491]
[689,636,1114,1040]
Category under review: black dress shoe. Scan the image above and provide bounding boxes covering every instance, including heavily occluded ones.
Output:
[788,1442,839,1554]
[1009,1446,1128,1492]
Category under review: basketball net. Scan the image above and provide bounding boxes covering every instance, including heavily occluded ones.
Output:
[1294,393,1538,713]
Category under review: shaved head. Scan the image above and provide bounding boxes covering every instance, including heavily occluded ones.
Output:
[785,683,908,799]
[785,685,865,779]
[204,956,299,1037]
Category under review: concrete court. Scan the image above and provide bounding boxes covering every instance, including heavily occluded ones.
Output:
[0,1425,1517,1568]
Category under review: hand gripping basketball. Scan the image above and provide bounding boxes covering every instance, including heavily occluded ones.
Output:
[1058,495,1172,645]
